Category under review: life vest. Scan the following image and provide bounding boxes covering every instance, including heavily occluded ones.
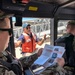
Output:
[22,32,37,53]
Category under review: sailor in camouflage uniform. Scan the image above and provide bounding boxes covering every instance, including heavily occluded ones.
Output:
[0,11,43,75]
[0,17,18,75]
[0,13,25,75]
[40,20,75,75]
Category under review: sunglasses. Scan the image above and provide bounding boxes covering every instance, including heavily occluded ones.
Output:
[0,29,13,36]
[26,26,31,29]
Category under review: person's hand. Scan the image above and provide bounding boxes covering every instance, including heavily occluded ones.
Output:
[37,48,43,57]
[43,34,46,40]
[55,58,65,67]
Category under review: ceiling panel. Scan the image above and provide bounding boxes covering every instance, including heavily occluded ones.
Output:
[30,0,70,4]
[1,0,75,19]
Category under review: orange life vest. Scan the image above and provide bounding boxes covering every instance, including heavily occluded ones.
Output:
[22,33,37,53]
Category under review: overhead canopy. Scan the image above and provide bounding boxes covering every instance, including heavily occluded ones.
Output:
[1,0,75,19]
[1,0,75,55]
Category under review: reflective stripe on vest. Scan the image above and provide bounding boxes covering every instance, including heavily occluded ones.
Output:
[22,33,36,53]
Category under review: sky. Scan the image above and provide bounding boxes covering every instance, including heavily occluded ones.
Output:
[12,17,38,21]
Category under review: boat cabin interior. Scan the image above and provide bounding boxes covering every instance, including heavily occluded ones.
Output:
[0,0,75,56]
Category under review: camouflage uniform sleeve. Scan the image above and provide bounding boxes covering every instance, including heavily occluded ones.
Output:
[19,53,38,69]
[40,63,66,75]
[0,65,16,75]
[4,70,16,75]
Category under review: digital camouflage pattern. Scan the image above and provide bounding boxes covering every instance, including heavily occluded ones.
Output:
[0,50,75,75]
[19,53,38,69]
[40,63,75,75]
[0,50,38,75]
[0,50,23,75]
[40,63,66,75]
[0,52,16,75]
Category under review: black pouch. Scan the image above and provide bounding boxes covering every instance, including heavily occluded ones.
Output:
[11,60,23,75]
[68,54,75,67]
[11,64,22,75]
